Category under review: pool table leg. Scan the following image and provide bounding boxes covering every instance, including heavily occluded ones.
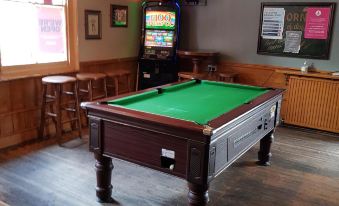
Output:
[258,131,274,166]
[95,153,113,202]
[187,183,209,206]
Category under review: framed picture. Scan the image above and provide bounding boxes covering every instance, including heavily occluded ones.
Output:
[257,2,336,59]
[111,5,128,27]
[85,10,102,39]
[181,0,207,6]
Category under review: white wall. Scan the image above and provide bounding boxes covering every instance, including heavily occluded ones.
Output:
[78,0,141,61]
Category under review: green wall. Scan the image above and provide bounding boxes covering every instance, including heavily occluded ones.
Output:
[180,0,339,71]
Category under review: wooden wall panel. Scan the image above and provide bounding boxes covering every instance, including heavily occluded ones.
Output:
[0,82,11,114]
[0,59,336,150]
[0,58,138,150]
[218,62,288,89]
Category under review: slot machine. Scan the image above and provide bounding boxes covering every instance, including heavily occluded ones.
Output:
[137,0,180,90]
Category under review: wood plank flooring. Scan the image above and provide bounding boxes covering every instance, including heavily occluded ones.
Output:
[0,126,338,206]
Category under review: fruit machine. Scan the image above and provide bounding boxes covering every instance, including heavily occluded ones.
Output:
[137,0,181,90]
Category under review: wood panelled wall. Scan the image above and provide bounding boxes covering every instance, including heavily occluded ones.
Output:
[216,61,338,133]
[0,58,138,150]
[215,61,288,120]
[0,77,42,149]
[0,59,336,150]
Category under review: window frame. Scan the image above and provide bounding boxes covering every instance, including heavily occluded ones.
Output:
[0,0,79,80]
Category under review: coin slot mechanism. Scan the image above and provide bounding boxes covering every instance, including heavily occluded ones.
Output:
[161,149,175,170]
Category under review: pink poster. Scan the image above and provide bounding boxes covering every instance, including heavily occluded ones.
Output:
[37,6,65,53]
[304,7,330,39]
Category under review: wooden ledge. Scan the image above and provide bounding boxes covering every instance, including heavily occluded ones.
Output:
[276,70,339,80]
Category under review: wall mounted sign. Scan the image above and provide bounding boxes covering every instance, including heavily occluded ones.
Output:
[257,2,336,59]
[85,10,102,39]
[111,5,128,27]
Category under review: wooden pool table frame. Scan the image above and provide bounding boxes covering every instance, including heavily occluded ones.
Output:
[82,80,284,206]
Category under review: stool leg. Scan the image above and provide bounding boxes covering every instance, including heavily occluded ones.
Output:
[114,77,119,96]
[88,80,93,101]
[39,83,47,139]
[126,74,131,92]
[55,84,62,145]
[103,78,108,97]
[74,82,82,139]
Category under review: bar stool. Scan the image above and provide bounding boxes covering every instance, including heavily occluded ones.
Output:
[105,70,132,96]
[39,75,82,145]
[76,72,108,101]
[218,72,237,83]
[178,72,205,81]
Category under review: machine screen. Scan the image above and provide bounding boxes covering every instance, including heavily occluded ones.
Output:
[145,11,176,30]
[144,30,174,48]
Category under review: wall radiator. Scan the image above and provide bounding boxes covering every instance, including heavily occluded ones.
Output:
[284,76,339,133]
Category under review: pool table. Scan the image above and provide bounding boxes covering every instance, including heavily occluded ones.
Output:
[82,80,283,206]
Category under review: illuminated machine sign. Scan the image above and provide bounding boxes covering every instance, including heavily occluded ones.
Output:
[145,11,176,30]
[144,30,174,48]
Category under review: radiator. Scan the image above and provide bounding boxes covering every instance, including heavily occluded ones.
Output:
[284,76,339,133]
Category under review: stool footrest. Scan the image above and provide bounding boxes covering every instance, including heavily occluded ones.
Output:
[63,91,75,95]
[63,107,76,112]
[46,112,57,117]
[62,118,79,124]
[46,99,55,104]
[46,95,56,99]
[79,89,89,93]
[93,94,106,99]
[92,86,102,89]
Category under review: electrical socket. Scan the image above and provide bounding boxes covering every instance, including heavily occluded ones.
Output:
[208,65,217,72]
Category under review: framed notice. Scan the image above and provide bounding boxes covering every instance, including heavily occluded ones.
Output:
[85,10,102,39]
[111,5,128,27]
[181,0,207,6]
[257,2,336,59]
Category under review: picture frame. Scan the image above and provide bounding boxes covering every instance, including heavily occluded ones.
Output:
[257,2,336,59]
[181,0,207,6]
[85,10,102,39]
[111,5,128,27]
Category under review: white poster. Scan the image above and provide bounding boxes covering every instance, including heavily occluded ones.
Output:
[283,31,302,53]
[261,8,285,39]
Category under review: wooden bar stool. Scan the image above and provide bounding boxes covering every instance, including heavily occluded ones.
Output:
[39,75,82,145]
[218,72,237,83]
[178,72,205,81]
[76,72,108,101]
[105,70,132,96]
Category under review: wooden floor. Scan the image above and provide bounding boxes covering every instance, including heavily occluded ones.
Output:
[0,126,338,206]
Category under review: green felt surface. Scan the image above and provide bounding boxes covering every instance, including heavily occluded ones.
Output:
[108,80,269,125]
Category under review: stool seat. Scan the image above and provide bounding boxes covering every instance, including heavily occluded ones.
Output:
[76,72,108,102]
[105,70,131,77]
[42,76,76,84]
[218,72,236,83]
[105,70,132,96]
[76,73,106,81]
[178,72,205,81]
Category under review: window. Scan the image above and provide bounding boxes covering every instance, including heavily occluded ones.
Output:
[0,0,75,70]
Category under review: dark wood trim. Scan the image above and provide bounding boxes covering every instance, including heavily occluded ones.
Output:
[218,61,334,74]
[209,89,284,129]
[79,57,138,67]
